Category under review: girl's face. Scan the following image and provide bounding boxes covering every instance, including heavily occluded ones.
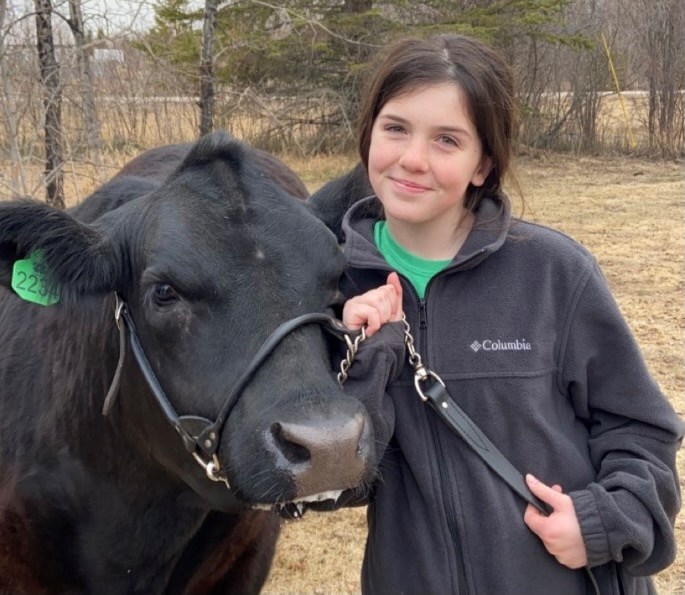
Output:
[368,83,491,244]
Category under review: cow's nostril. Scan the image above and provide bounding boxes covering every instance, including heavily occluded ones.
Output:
[266,406,371,499]
[270,422,311,465]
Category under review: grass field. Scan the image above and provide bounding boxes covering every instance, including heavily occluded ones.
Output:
[1,149,682,593]
[262,151,685,595]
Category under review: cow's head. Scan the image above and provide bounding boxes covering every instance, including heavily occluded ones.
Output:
[0,133,377,511]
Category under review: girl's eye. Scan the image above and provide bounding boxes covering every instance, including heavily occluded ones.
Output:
[152,283,179,306]
[438,135,458,147]
[385,124,405,134]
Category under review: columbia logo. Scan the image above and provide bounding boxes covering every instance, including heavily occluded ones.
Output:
[470,339,532,352]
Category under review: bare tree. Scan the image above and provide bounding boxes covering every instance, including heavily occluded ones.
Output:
[199,0,219,136]
[620,0,684,156]
[644,0,684,155]
[0,0,27,196]
[34,0,64,207]
[67,0,103,177]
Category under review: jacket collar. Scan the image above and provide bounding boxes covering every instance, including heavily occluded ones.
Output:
[341,195,511,273]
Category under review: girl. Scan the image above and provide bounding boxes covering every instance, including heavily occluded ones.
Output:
[332,34,684,594]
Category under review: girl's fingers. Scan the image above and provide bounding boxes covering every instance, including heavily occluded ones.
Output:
[342,279,402,335]
[525,474,568,511]
[386,272,404,321]
[343,300,384,335]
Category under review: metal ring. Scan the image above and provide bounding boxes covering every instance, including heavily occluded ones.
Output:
[192,452,231,489]
[338,327,366,386]
[413,369,446,402]
[113,293,125,331]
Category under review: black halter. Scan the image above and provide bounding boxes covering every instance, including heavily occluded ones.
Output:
[103,293,360,484]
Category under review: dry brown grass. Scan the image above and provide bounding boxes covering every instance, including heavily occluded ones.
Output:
[263,152,685,595]
[1,89,678,189]
[1,149,682,593]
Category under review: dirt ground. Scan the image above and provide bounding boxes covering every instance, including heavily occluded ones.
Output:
[262,152,685,594]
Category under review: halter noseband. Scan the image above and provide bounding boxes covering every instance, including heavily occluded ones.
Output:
[103,293,362,491]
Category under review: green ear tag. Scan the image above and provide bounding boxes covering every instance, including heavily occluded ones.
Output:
[11,252,61,306]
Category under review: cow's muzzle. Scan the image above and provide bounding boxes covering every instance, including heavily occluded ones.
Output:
[266,400,372,499]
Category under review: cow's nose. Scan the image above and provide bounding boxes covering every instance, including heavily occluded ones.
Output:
[268,406,372,499]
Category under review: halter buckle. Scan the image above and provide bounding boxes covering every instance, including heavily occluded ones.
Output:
[192,451,231,489]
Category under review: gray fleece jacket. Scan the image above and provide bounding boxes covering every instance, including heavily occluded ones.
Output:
[339,195,684,595]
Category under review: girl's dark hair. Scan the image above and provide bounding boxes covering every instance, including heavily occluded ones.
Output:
[357,34,518,211]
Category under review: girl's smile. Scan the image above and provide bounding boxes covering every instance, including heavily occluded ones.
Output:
[388,176,432,193]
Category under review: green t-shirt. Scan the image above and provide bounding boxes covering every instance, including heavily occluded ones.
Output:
[373,221,452,299]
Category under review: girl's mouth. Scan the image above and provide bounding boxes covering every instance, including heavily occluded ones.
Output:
[390,177,430,192]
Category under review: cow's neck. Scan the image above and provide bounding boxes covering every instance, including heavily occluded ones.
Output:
[77,479,211,592]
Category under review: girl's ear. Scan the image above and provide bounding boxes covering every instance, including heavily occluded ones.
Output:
[471,155,494,187]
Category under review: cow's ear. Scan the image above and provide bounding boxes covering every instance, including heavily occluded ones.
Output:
[0,199,122,296]
[306,163,373,242]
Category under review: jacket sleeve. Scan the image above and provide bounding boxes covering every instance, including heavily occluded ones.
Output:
[340,320,404,443]
[560,261,684,574]
[308,320,405,510]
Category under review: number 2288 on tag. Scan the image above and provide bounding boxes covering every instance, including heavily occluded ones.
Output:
[11,254,61,306]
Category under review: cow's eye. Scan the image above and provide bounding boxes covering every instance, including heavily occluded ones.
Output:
[152,283,179,306]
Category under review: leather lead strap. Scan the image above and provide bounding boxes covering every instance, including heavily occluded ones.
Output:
[425,382,601,594]
[422,381,550,514]
[405,315,601,594]
[403,313,550,514]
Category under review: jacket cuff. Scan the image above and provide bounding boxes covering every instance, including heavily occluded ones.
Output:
[345,320,406,383]
[570,488,612,567]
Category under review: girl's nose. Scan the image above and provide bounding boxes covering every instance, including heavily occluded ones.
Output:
[398,138,429,172]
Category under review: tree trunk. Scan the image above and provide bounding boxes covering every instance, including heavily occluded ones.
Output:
[199,0,218,137]
[0,0,27,196]
[68,0,104,178]
[34,0,64,208]
[635,0,684,156]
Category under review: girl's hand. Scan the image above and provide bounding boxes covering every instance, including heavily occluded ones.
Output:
[523,474,588,569]
[342,272,403,337]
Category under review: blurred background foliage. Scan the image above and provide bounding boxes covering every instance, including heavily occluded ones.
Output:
[0,0,682,203]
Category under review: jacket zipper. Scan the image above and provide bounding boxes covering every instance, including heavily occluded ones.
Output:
[418,299,427,329]
[418,296,468,595]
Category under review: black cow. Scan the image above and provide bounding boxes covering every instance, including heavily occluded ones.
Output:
[307,162,372,243]
[0,132,378,594]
